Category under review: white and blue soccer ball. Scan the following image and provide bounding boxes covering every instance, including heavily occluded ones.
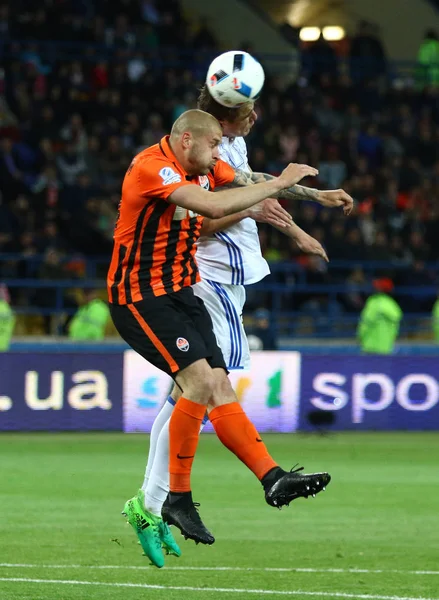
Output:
[206,50,265,108]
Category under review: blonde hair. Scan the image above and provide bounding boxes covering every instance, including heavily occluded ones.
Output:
[197,84,254,123]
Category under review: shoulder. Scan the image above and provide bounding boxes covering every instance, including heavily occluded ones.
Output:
[209,158,235,188]
[131,144,162,171]
[223,136,247,154]
[219,137,248,170]
[214,157,234,171]
[95,299,110,312]
[236,137,247,152]
[131,147,184,185]
[388,297,402,311]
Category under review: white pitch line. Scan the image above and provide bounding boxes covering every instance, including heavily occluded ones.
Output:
[0,564,439,576]
[0,577,436,600]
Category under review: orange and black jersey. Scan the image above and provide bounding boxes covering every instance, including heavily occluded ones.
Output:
[107,136,235,305]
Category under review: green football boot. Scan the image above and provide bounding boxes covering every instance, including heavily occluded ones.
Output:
[121,492,164,568]
[136,490,181,557]
[158,518,182,557]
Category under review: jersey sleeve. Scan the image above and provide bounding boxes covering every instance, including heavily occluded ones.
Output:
[136,157,193,200]
[212,159,235,188]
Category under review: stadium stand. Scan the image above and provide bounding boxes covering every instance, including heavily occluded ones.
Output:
[0,1,438,338]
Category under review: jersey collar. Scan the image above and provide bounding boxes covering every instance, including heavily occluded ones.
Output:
[158,136,188,176]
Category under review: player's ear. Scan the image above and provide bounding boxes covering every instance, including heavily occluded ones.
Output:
[181,131,193,149]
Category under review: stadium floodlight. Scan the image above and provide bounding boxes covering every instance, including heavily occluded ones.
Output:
[299,27,321,42]
[322,26,345,41]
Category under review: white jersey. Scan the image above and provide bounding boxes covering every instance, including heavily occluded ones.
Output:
[195,136,270,285]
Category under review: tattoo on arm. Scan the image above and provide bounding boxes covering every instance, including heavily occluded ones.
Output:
[230,169,255,187]
[252,171,321,201]
[281,183,320,201]
[228,169,320,202]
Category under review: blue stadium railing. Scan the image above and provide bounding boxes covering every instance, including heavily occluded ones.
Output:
[1,254,438,338]
[1,253,437,280]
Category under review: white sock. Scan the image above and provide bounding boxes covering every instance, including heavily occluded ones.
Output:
[144,415,171,516]
[142,396,175,494]
[143,402,210,517]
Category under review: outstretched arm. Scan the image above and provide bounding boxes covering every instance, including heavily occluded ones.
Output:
[199,164,320,233]
[232,169,353,215]
[199,199,294,236]
[233,169,318,200]
[274,221,328,262]
[169,163,318,220]
[200,195,328,260]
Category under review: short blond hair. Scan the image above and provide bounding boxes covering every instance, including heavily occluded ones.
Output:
[197,84,254,123]
[170,109,222,139]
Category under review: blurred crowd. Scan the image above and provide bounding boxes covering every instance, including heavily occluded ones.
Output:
[0,0,438,321]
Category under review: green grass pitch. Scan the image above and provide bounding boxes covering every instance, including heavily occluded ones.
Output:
[1,432,439,600]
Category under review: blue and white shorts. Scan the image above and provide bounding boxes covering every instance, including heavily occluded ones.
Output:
[192,279,250,371]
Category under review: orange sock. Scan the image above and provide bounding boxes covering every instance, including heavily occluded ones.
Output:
[169,397,206,493]
[209,402,278,480]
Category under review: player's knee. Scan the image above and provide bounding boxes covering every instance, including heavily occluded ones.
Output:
[186,375,215,404]
[175,361,215,404]
[209,371,236,407]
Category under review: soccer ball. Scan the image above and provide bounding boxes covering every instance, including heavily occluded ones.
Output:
[206,50,265,108]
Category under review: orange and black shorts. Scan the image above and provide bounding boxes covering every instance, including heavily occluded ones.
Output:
[110,287,227,377]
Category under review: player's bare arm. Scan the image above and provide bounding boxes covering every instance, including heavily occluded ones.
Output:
[199,200,293,236]
[272,221,329,262]
[199,195,293,236]
[199,197,327,260]
[198,163,317,233]
[169,163,316,220]
[199,209,252,236]
[232,168,354,216]
[200,164,318,237]
[246,197,328,261]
